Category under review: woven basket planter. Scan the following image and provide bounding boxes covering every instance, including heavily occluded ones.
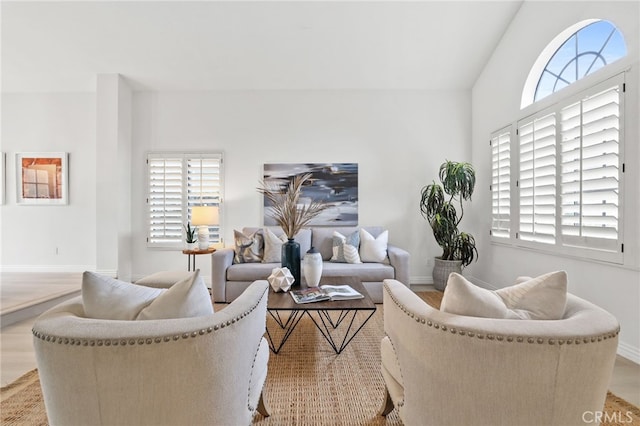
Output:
[432,257,462,291]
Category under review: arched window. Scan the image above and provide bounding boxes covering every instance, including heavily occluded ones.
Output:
[522,20,626,108]
[495,19,628,264]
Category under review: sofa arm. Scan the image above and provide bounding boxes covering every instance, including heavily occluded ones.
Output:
[387,245,410,286]
[211,248,235,303]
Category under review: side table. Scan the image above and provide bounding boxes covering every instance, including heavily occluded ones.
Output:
[182,247,216,271]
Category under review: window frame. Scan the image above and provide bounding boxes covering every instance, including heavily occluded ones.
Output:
[146,152,224,249]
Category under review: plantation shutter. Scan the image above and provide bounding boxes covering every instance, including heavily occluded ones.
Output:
[148,153,223,248]
[518,113,556,244]
[148,156,184,245]
[560,84,621,251]
[490,127,511,239]
[187,157,223,243]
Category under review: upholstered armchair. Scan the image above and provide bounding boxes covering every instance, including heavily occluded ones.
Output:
[379,279,620,426]
[33,280,270,426]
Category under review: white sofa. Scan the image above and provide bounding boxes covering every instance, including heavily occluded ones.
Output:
[212,226,410,303]
[379,279,620,426]
[33,280,270,426]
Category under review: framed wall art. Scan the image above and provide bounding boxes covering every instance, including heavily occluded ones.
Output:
[16,152,69,205]
[263,163,358,226]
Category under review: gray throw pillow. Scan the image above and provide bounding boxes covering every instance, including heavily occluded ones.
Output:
[234,229,264,263]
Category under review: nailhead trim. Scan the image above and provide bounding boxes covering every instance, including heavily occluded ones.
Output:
[32,287,269,347]
[382,283,620,346]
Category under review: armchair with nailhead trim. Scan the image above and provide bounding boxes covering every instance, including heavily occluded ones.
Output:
[33,280,270,426]
[379,279,619,426]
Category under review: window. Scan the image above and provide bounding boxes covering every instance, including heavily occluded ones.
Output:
[507,75,624,261]
[522,20,627,108]
[490,127,511,239]
[147,152,223,248]
[497,19,628,263]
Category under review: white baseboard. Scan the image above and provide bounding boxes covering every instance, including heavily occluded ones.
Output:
[0,265,96,273]
[411,284,437,292]
[410,276,432,285]
[617,341,640,365]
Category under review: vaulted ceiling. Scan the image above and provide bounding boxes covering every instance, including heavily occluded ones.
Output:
[1,1,523,92]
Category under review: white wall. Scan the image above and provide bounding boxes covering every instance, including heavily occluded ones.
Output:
[470,1,640,361]
[130,89,471,283]
[0,93,97,271]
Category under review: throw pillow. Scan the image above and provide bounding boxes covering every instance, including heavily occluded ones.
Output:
[330,230,362,264]
[439,273,510,319]
[137,270,213,320]
[495,271,567,320]
[233,229,264,263]
[262,228,287,263]
[82,271,163,320]
[359,229,388,263]
[135,270,202,289]
[82,270,213,321]
[440,271,567,320]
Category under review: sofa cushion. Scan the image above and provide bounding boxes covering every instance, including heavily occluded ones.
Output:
[227,260,395,282]
[360,229,388,262]
[321,262,394,282]
[83,270,213,320]
[330,230,361,264]
[440,272,567,320]
[233,229,263,263]
[228,262,282,281]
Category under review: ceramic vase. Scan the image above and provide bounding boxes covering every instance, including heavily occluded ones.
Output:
[281,238,301,287]
[303,247,323,287]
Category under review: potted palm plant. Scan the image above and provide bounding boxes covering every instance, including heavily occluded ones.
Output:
[419,160,478,290]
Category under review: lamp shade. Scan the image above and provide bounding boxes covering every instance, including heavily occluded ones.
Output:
[191,206,219,226]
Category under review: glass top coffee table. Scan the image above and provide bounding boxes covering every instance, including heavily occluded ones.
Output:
[266,276,376,354]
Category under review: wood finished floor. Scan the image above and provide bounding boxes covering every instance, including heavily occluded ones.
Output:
[1,273,639,407]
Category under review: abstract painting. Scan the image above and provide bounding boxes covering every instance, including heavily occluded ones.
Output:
[263,163,358,226]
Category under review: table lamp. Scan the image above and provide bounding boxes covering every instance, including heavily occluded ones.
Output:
[191,206,219,250]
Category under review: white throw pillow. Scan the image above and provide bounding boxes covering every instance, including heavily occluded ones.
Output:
[359,229,388,263]
[82,271,163,320]
[440,272,567,320]
[262,228,287,263]
[496,271,567,320]
[330,230,361,264]
[440,273,511,319]
[137,270,213,320]
[135,270,202,289]
[82,270,213,321]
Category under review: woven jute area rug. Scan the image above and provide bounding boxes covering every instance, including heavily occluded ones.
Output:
[2,292,639,425]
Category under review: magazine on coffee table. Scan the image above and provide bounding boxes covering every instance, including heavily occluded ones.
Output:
[290,285,364,304]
